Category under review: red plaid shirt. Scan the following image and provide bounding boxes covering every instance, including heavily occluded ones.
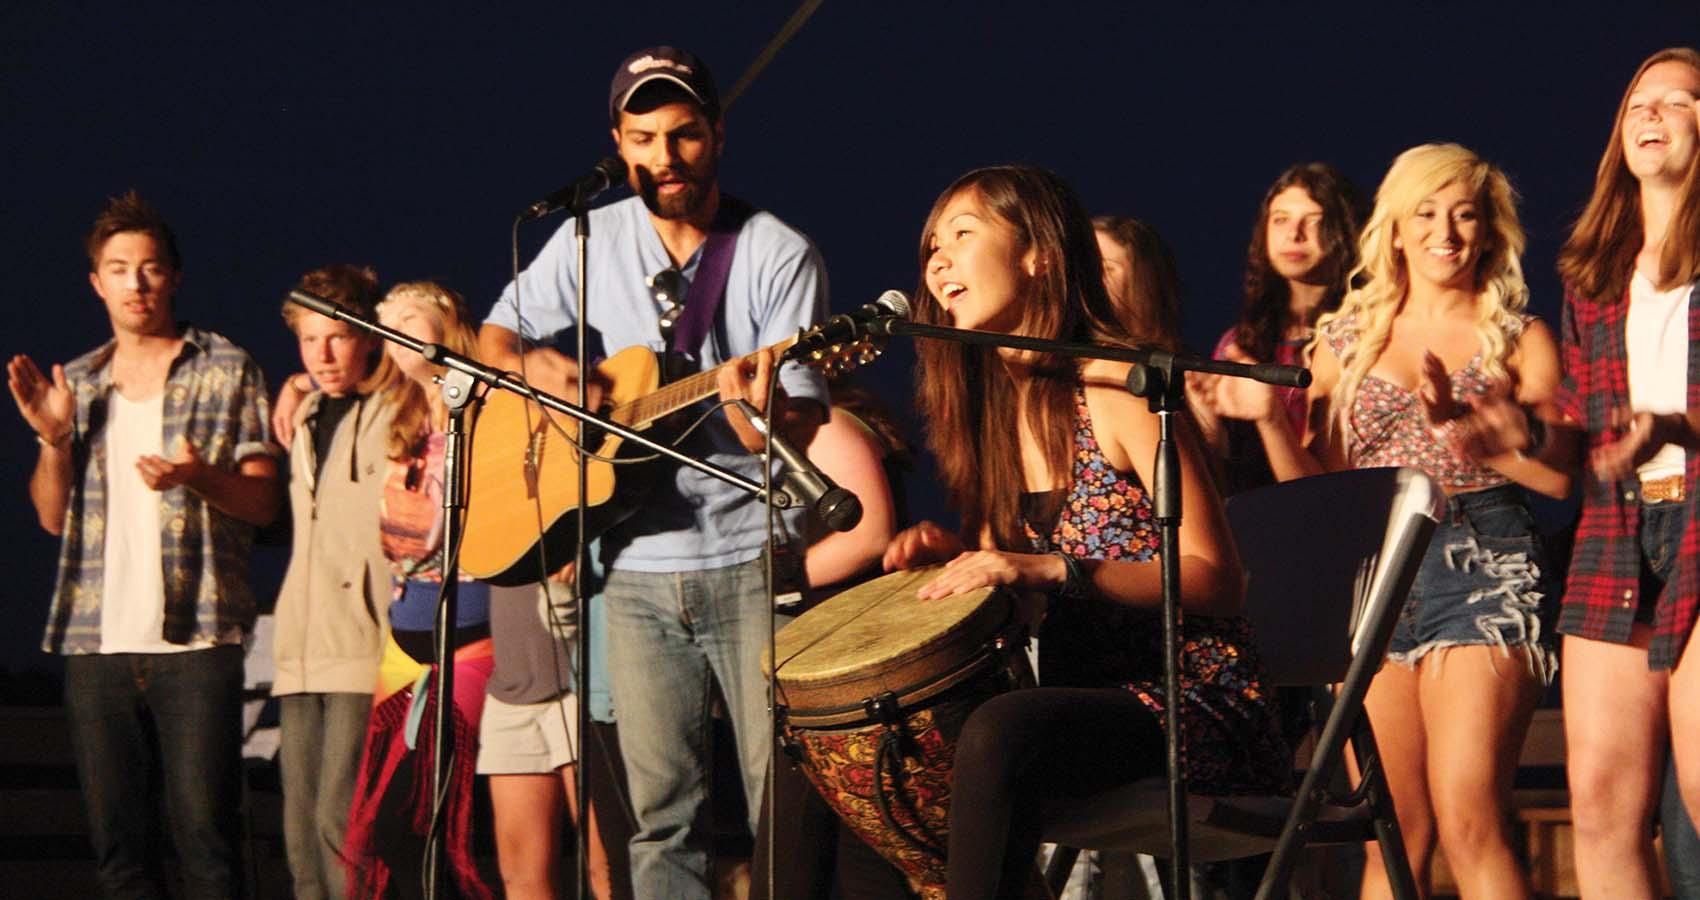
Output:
[1553,281,1700,670]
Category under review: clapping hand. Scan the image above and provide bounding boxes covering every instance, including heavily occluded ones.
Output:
[7,354,74,444]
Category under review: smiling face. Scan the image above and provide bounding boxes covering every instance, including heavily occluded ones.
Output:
[1622,59,1700,184]
[924,188,1037,333]
[295,315,373,398]
[89,231,180,338]
[1394,179,1483,291]
[612,101,721,221]
[1265,185,1328,283]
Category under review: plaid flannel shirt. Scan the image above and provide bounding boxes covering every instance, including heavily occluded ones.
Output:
[42,326,273,654]
[1554,282,1700,670]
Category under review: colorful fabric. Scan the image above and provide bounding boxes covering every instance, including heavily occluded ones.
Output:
[786,665,1013,900]
[379,432,491,630]
[1025,385,1288,796]
[45,326,272,654]
[344,633,495,900]
[1553,282,1700,669]
[1319,313,1529,493]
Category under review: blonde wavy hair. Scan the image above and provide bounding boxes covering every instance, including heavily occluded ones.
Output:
[1312,143,1529,442]
[377,280,482,460]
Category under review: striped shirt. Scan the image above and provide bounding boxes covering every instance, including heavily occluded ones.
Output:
[43,325,273,654]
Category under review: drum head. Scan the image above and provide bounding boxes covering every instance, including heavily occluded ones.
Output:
[766,565,1012,720]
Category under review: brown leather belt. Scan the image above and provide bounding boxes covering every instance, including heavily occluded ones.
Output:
[1640,474,1687,504]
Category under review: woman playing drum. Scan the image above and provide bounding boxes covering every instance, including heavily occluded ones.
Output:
[882,164,1288,900]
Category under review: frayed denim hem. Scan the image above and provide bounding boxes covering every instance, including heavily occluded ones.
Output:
[1385,533,1557,686]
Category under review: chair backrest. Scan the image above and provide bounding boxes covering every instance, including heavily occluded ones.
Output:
[1225,467,1443,687]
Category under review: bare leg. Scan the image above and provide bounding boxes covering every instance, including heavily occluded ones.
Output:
[562,762,615,900]
[1355,662,1435,900]
[1565,632,1667,899]
[1667,628,1700,870]
[490,772,567,900]
[487,765,615,900]
[1418,646,1540,899]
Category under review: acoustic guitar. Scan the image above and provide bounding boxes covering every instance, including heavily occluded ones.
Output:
[460,333,878,585]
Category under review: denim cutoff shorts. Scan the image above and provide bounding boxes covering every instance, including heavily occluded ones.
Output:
[1633,491,1689,625]
[1388,483,1557,681]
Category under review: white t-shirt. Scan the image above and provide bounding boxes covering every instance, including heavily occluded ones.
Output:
[98,391,202,654]
[1626,272,1691,481]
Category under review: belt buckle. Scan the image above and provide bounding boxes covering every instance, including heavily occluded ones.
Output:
[1641,475,1686,504]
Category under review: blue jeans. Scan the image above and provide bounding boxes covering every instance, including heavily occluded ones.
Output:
[279,692,370,900]
[602,557,789,900]
[63,645,246,900]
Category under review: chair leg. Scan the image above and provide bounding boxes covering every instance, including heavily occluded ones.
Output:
[1043,845,1079,898]
[1352,721,1420,900]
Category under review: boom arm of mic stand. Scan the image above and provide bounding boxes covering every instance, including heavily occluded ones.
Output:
[285,290,790,507]
[881,319,1310,388]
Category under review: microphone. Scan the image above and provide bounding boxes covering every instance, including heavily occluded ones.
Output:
[287,289,348,320]
[738,402,864,533]
[519,156,628,220]
[784,290,911,361]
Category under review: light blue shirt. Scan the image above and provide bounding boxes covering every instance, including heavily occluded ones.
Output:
[485,195,829,572]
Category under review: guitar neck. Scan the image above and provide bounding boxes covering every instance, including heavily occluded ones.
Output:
[616,333,803,428]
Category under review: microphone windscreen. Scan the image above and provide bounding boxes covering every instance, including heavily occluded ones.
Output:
[818,488,863,533]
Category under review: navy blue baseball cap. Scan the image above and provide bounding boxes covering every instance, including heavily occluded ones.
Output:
[609,46,720,122]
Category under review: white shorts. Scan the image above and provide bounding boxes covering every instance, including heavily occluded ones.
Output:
[475,692,580,774]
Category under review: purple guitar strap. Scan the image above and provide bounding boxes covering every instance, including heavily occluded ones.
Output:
[669,195,754,360]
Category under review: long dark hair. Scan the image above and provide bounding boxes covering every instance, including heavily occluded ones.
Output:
[1235,162,1365,361]
[913,165,1132,550]
[1091,215,1184,351]
[1558,47,1700,303]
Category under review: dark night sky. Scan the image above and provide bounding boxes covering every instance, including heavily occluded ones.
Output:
[1,3,1691,679]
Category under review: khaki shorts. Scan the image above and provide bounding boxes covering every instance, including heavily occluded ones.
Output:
[475,692,580,774]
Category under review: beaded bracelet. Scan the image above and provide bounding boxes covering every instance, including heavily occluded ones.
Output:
[1053,550,1088,600]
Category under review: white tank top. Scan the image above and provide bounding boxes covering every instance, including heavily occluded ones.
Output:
[98,390,202,653]
[1626,272,1692,481]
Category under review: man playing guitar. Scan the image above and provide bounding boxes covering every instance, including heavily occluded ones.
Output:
[476,45,829,900]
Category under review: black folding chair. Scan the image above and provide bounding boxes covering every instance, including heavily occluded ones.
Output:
[1040,467,1442,900]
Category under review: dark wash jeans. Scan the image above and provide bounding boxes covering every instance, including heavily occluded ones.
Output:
[63,645,246,900]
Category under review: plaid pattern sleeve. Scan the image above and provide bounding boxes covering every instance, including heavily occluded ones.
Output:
[1556,283,1700,669]
[43,327,271,654]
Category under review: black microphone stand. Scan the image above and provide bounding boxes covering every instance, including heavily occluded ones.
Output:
[426,364,475,898]
[283,289,796,900]
[881,318,1308,900]
[570,198,593,900]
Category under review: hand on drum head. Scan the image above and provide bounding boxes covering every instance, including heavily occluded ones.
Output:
[915,549,1067,602]
[882,520,966,572]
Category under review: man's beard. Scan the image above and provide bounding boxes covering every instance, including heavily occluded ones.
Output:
[634,160,717,220]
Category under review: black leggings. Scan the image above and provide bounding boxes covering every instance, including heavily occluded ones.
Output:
[946,687,1166,900]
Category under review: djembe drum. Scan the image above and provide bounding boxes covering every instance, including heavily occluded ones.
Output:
[763,565,1035,899]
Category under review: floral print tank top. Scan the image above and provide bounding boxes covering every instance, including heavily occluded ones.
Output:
[1320,313,1531,491]
[1021,384,1289,795]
